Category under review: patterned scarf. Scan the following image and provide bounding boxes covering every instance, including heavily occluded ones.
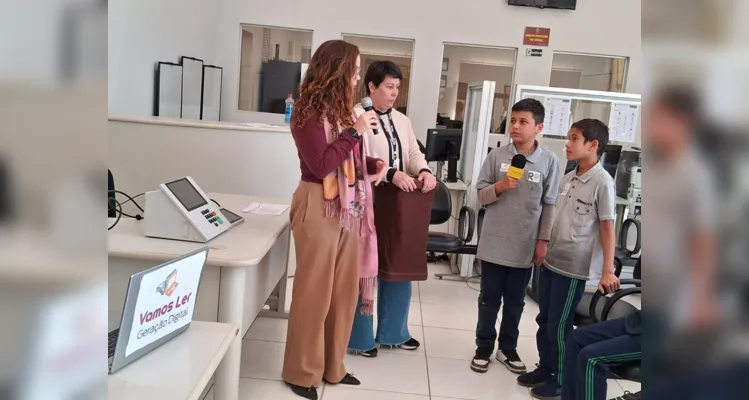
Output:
[322,116,378,315]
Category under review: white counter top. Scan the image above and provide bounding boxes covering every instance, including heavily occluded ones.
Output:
[108,193,290,267]
[109,115,291,133]
[108,321,238,400]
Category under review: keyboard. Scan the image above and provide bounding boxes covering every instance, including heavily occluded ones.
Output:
[108,328,120,358]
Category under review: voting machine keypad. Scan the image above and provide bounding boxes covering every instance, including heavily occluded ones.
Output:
[200,208,224,227]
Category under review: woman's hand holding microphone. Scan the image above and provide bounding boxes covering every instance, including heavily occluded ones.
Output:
[353,110,378,135]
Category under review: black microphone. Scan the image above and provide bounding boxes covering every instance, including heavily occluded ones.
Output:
[361,97,378,135]
[507,154,527,180]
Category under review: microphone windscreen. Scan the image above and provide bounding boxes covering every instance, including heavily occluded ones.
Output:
[361,97,373,109]
[511,154,527,169]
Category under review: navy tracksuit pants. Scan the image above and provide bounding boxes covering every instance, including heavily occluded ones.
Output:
[562,317,641,400]
[536,266,586,384]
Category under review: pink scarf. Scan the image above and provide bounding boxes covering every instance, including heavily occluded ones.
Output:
[322,116,378,315]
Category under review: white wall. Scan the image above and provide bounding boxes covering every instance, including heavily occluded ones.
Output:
[215,0,641,142]
[108,0,219,116]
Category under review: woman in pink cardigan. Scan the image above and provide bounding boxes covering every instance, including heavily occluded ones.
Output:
[349,60,437,357]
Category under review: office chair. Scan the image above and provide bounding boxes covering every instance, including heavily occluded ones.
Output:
[427,181,477,280]
[574,278,642,383]
[614,218,641,276]
[108,169,116,218]
[0,158,11,221]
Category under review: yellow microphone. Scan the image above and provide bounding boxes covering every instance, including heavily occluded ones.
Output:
[507,154,527,180]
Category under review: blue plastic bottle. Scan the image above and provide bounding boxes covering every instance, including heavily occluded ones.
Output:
[284,94,294,124]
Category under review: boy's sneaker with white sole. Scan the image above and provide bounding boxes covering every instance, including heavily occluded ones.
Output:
[470,347,493,373]
[495,349,527,374]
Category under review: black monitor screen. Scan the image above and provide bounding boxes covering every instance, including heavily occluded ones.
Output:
[508,0,577,10]
[600,145,623,180]
[425,129,463,162]
[165,178,208,212]
[615,150,641,199]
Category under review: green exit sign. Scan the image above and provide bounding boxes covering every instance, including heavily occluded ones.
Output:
[525,48,543,57]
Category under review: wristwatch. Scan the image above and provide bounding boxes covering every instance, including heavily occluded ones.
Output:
[386,168,397,182]
[346,127,360,140]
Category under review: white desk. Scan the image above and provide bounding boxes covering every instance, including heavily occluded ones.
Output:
[108,322,239,400]
[108,193,291,400]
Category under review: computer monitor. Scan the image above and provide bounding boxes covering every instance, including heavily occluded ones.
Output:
[615,150,641,199]
[564,160,577,174]
[425,129,463,182]
[600,145,623,180]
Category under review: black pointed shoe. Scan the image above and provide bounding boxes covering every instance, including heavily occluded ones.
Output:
[285,382,318,400]
[324,373,361,386]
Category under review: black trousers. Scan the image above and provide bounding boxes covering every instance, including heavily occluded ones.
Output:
[562,317,641,400]
[475,261,532,351]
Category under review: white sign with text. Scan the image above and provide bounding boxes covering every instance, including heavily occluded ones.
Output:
[125,251,206,357]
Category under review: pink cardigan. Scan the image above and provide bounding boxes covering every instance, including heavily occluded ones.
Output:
[354,105,431,176]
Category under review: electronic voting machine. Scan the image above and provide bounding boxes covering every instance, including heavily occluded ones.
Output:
[143,176,243,242]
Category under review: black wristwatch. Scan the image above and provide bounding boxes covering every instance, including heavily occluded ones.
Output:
[386,168,397,182]
[346,127,360,140]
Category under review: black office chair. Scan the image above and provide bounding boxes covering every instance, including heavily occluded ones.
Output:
[427,181,477,279]
[614,218,641,276]
[108,169,116,218]
[574,279,642,382]
[0,158,11,222]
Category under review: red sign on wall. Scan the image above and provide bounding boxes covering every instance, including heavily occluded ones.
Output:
[523,27,551,47]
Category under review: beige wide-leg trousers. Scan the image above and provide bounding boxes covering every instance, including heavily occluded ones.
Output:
[282,181,360,387]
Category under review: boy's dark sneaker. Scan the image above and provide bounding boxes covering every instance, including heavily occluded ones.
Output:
[517,368,554,388]
[470,347,493,373]
[531,380,561,400]
[495,349,526,374]
[397,338,421,351]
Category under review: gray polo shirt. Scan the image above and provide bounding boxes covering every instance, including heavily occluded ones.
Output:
[476,143,560,268]
[544,162,616,280]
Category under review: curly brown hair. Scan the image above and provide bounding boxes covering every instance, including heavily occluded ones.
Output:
[291,40,360,130]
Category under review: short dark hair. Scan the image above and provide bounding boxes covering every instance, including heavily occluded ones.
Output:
[570,119,609,157]
[364,61,403,95]
[511,98,545,125]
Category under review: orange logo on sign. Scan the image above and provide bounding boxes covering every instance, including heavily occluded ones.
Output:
[156,270,179,297]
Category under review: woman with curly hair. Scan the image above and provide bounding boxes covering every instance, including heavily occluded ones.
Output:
[281,39,387,400]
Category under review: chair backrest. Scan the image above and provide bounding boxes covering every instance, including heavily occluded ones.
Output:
[430,181,451,225]
[108,169,116,218]
[619,218,641,255]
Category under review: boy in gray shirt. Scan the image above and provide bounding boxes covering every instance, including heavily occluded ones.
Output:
[471,99,560,374]
[517,119,621,399]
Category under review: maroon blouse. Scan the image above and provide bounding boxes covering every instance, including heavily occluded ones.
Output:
[291,114,379,183]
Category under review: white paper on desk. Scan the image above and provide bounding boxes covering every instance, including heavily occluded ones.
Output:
[243,203,289,215]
